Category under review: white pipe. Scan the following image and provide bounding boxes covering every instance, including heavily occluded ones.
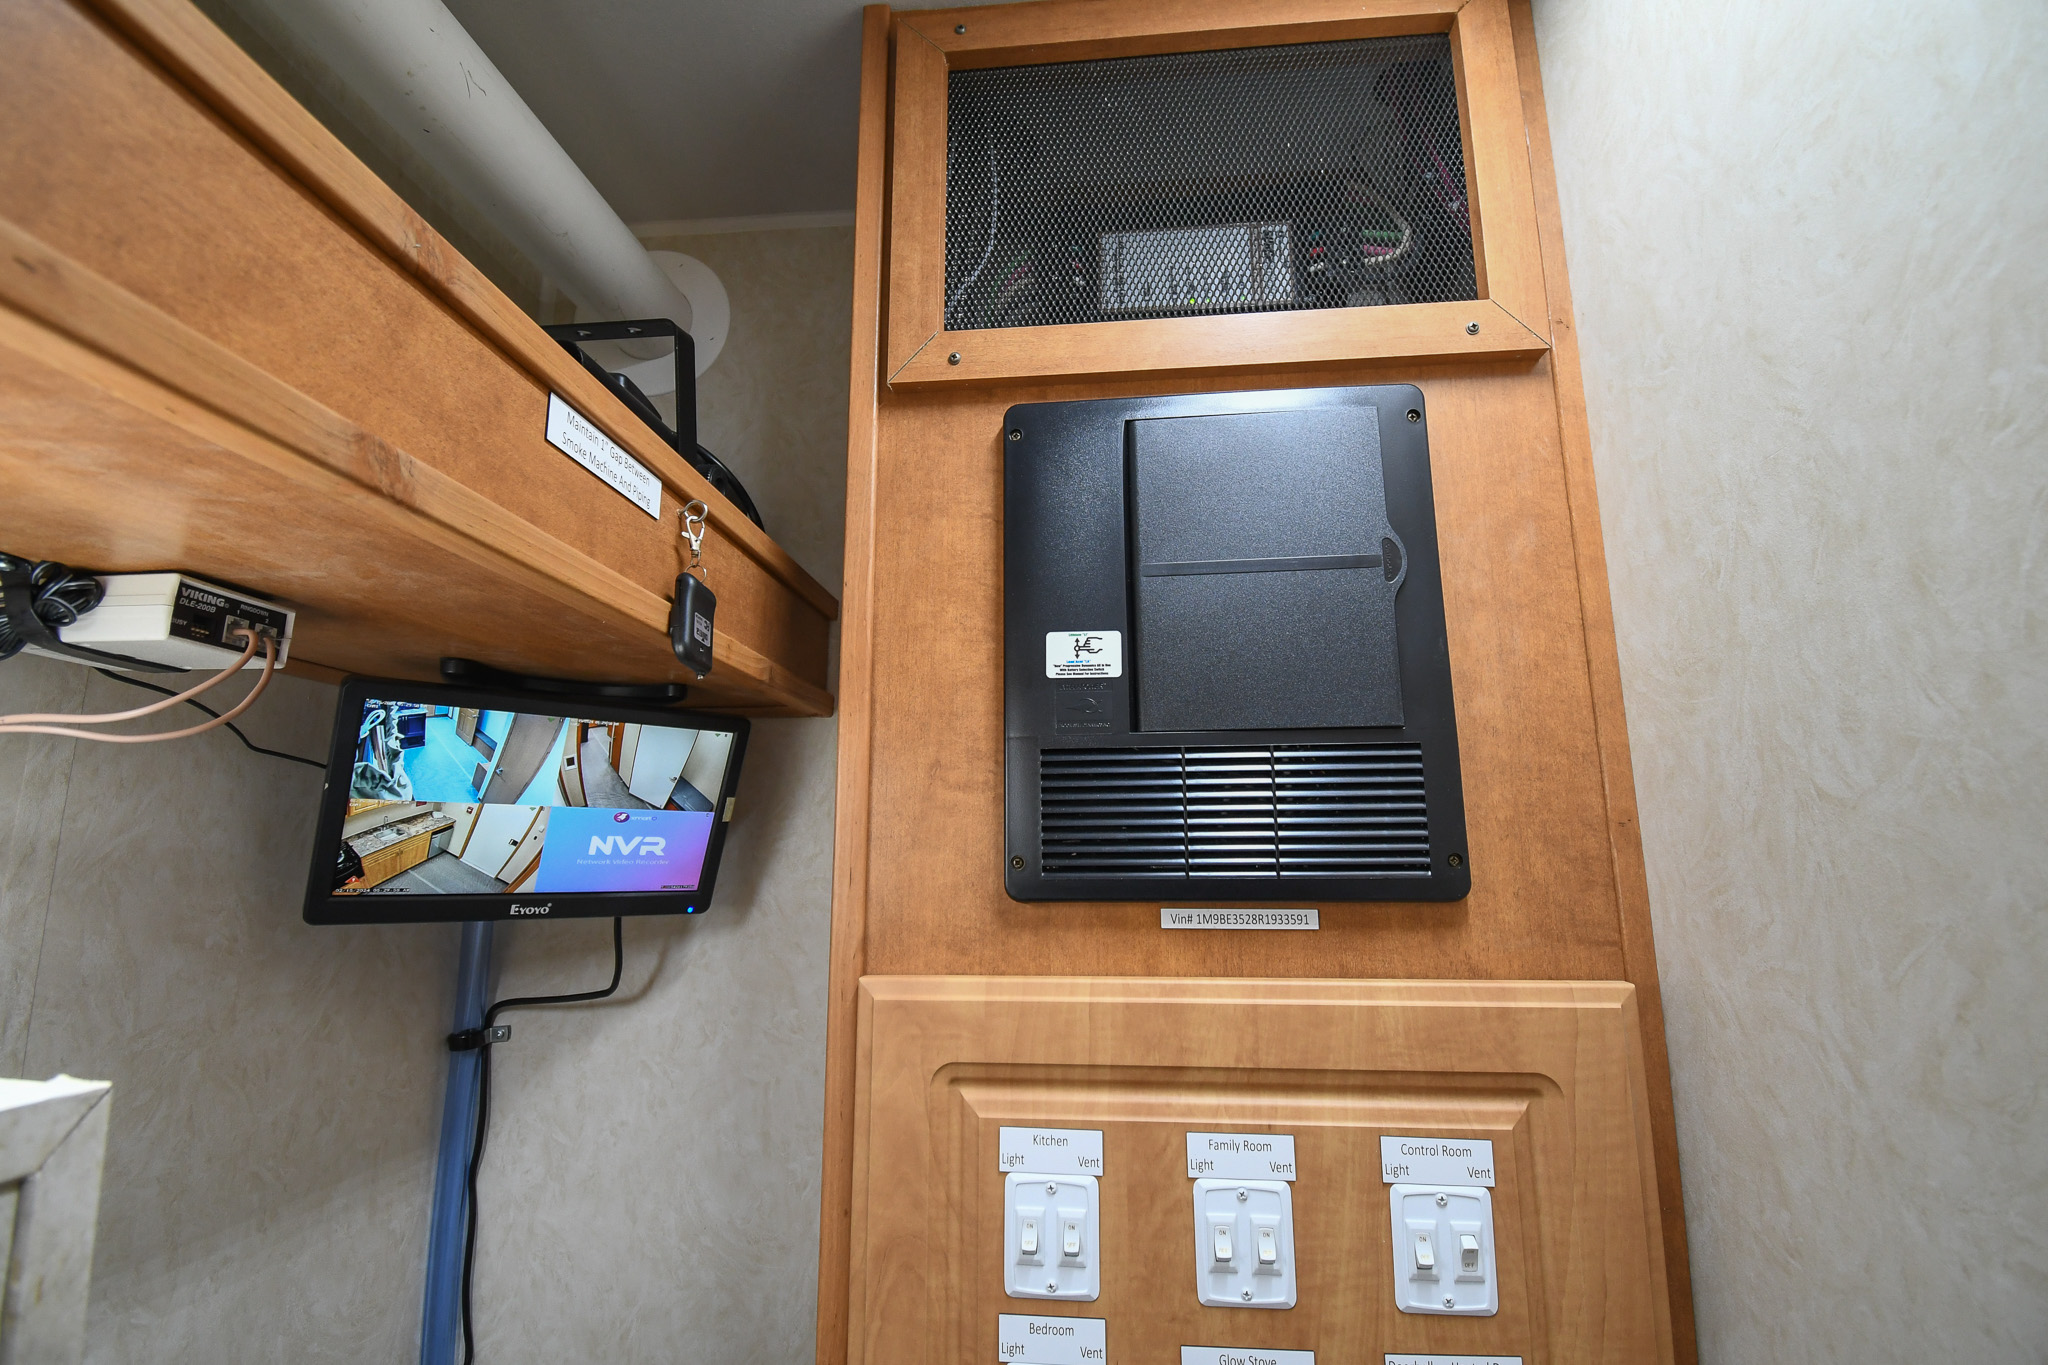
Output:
[235,0,693,333]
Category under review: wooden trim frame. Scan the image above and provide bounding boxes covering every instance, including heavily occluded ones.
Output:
[1504,2,1697,1351]
[816,9,896,1360]
[883,0,1551,388]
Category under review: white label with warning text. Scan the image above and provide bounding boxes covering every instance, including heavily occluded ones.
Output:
[545,393,663,519]
[1046,630,1122,678]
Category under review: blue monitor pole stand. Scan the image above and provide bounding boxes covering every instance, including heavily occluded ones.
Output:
[419,921,494,1365]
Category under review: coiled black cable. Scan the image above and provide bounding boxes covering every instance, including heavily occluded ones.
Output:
[0,556,105,660]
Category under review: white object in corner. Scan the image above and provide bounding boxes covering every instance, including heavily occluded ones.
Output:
[648,253,729,375]
[1389,1183,1497,1316]
[0,1074,113,1364]
[1003,1172,1099,1301]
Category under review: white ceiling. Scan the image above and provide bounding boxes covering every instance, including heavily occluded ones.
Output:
[436,0,996,225]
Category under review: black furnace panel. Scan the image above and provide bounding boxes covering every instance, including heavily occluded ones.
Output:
[1129,408,1404,732]
[1004,386,1467,904]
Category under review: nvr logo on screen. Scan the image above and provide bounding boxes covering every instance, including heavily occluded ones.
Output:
[509,903,550,916]
[588,835,667,856]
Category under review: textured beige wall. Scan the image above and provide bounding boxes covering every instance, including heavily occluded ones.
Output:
[0,224,850,1361]
[0,661,442,1362]
[462,224,850,1362]
[1532,0,2048,1357]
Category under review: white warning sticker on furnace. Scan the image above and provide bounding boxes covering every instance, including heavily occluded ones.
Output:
[1046,630,1122,678]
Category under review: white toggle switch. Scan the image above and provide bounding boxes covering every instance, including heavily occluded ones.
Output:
[1193,1179,1295,1309]
[1389,1184,1496,1316]
[1004,1173,1099,1302]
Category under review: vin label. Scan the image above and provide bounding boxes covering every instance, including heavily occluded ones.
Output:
[1162,909,1318,931]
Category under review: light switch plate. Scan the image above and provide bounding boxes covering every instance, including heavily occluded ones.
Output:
[1192,1177,1296,1309]
[1004,1172,1100,1301]
[1389,1183,1497,1315]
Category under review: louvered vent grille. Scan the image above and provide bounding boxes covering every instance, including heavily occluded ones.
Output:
[1040,744,1429,878]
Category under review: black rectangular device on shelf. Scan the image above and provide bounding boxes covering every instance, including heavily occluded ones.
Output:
[304,677,749,925]
[1003,385,1468,903]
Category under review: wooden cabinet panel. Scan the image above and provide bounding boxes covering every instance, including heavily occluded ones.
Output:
[825,2,1694,1359]
[0,0,838,714]
[850,977,1672,1365]
[880,0,1552,388]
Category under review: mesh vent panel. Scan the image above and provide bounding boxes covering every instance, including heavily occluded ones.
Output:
[1040,744,1429,878]
[944,35,1476,331]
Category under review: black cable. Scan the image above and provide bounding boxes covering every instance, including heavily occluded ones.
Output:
[0,557,105,660]
[459,916,625,1364]
[89,667,325,768]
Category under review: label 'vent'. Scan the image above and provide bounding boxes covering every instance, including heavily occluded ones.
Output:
[1379,1135,1496,1187]
[1185,1132,1297,1181]
[998,1314,1107,1364]
[999,1127,1104,1175]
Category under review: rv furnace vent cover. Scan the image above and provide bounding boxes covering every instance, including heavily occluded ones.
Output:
[945,35,1477,331]
[1004,386,1468,903]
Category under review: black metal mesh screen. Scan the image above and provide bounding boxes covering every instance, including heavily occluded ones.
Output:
[944,35,1477,332]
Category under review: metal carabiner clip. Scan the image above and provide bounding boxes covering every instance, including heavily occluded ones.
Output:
[680,499,709,570]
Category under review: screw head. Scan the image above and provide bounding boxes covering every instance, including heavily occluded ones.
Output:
[1008,429,1022,441]
[1011,855,1025,870]
[1447,853,1465,868]
[1046,1183,1058,1194]
[1465,321,1480,335]
[1048,1281,1059,1292]
[1444,1295,1456,1309]
[1406,408,1421,423]
[956,23,967,33]
[1242,1289,1254,1302]
[1436,1193,1449,1206]
[1236,1188,1249,1201]
[948,351,962,364]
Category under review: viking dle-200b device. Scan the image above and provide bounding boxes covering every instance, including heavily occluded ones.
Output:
[1003,385,1468,903]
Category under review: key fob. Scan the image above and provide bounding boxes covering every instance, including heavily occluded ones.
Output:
[669,573,715,676]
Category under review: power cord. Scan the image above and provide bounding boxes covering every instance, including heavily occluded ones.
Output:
[452,916,625,1364]
[0,629,281,744]
[90,667,324,768]
[0,557,103,659]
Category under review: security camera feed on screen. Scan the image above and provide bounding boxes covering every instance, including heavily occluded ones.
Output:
[334,699,733,897]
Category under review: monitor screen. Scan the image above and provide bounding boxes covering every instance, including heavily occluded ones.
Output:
[304,678,748,924]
